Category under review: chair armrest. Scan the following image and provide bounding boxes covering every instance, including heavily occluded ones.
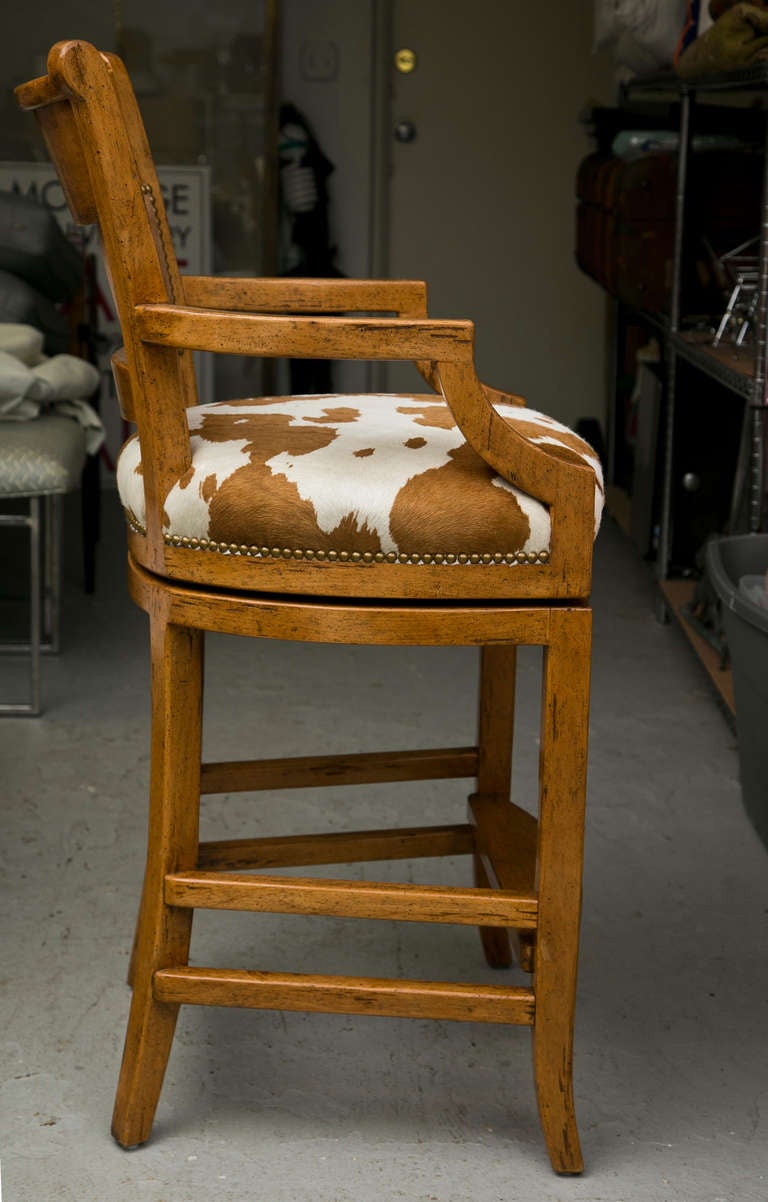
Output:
[134,303,473,363]
[176,280,526,406]
[133,302,592,518]
[181,276,428,317]
[181,276,450,397]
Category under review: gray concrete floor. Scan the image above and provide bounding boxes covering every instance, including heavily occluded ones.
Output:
[1,493,767,1202]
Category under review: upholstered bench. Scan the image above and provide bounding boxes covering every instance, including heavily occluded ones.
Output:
[0,323,100,714]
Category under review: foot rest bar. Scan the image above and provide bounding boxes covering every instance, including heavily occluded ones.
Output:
[200,746,478,794]
[198,823,476,870]
[165,871,538,928]
[154,966,536,1025]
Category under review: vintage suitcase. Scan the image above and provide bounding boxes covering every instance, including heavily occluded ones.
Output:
[576,148,762,315]
[575,152,617,291]
[609,152,676,312]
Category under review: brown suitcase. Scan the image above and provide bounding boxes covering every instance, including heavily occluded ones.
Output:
[575,153,615,290]
[576,148,761,315]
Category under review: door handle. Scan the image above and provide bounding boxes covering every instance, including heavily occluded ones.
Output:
[394,120,416,143]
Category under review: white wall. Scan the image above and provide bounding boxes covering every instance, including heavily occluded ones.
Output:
[280,0,377,281]
[279,0,379,392]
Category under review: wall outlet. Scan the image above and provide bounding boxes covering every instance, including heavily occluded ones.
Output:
[299,40,339,82]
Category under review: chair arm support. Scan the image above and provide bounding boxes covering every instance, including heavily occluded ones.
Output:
[418,359,526,410]
[436,360,594,513]
[134,304,473,363]
[111,347,134,421]
[481,382,527,409]
[181,276,428,316]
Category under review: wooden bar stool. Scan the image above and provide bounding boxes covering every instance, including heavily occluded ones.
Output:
[17,41,603,1173]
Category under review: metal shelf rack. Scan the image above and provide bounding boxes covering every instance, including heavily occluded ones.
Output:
[620,68,768,580]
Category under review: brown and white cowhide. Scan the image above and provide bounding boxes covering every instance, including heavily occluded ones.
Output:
[116,394,604,563]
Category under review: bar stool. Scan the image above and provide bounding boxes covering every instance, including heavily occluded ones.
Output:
[17,40,603,1172]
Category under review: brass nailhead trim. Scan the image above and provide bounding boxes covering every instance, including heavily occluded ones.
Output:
[126,515,549,566]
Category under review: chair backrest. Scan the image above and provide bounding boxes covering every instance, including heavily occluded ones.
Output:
[16,41,197,561]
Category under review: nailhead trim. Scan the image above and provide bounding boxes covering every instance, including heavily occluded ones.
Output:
[124,515,550,566]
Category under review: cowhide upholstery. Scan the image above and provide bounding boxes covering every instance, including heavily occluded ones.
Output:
[116,394,604,567]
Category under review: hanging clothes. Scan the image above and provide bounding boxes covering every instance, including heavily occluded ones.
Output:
[278,102,342,394]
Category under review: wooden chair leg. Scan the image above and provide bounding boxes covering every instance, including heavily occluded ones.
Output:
[473,644,515,968]
[111,618,203,1148]
[126,874,147,988]
[531,608,591,1175]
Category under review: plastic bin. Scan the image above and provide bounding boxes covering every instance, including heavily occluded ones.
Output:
[707,534,768,850]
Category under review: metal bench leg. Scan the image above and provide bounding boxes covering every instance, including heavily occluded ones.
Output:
[0,497,42,716]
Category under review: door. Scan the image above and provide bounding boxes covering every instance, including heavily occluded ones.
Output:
[381,0,610,430]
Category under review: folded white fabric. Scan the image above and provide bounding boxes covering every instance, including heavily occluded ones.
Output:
[0,322,45,365]
[0,323,104,454]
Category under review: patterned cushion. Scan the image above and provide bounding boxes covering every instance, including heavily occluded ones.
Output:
[116,394,604,565]
[0,412,86,497]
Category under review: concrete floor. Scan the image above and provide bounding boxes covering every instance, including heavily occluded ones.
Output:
[1,494,767,1202]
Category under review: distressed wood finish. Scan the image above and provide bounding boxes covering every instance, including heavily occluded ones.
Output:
[200,746,478,793]
[126,557,555,646]
[471,791,538,976]
[532,608,591,1174]
[110,348,134,421]
[129,528,584,603]
[154,967,536,1026]
[17,40,596,1175]
[111,616,203,1149]
[473,645,517,969]
[164,871,538,927]
[182,274,430,315]
[197,824,476,871]
[134,301,476,361]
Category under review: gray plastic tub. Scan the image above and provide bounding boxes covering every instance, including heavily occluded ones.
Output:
[707,534,768,850]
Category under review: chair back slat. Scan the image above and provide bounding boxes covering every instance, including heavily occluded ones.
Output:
[16,41,198,566]
[34,99,99,225]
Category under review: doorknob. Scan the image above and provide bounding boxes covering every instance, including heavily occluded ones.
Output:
[394,48,417,74]
[394,120,416,143]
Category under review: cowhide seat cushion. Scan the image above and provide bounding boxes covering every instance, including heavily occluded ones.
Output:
[116,394,604,567]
